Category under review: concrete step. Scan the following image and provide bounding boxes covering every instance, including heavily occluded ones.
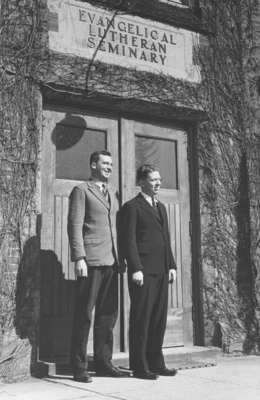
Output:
[45,346,220,377]
[113,346,220,370]
[162,346,221,369]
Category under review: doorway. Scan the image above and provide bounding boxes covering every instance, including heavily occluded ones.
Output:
[39,108,193,363]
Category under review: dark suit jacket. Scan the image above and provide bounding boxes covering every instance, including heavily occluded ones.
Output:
[68,180,119,266]
[120,193,176,274]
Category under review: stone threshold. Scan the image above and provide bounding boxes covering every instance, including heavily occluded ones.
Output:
[43,346,220,377]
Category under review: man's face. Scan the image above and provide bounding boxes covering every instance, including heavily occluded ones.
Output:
[91,154,113,181]
[141,170,162,197]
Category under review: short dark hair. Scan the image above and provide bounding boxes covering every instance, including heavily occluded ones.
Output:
[90,150,111,165]
[136,164,157,183]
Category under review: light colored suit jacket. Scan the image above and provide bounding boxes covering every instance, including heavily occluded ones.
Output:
[68,180,119,267]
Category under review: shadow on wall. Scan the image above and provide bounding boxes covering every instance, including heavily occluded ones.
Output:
[236,151,259,353]
[15,234,76,377]
[15,235,48,378]
[209,152,260,354]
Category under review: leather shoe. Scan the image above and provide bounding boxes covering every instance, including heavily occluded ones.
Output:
[133,371,158,380]
[152,367,178,376]
[73,373,92,383]
[96,365,129,377]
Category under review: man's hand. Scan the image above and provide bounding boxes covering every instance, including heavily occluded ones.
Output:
[75,259,88,278]
[169,269,177,283]
[132,270,144,286]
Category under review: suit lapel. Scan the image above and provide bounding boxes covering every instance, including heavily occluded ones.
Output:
[137,194,163,228]
[157,202,170,245]
[87,181,110,210]
[157,202,166,226]
[107,184,115,211]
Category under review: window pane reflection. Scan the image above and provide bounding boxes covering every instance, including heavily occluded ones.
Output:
[54,115,106,180]
[135,135,178,189]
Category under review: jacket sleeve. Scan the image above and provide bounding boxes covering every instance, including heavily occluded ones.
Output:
[120,202,143,273]
[67,186,86,261]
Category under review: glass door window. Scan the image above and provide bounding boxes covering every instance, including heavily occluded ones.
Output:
[135,135,178,189]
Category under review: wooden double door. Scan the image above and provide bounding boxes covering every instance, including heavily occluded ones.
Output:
[40,107,192,363]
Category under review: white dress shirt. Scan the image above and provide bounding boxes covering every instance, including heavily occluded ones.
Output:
[140,192,158,207]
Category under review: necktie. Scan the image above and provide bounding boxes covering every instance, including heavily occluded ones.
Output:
[101,183,108,198]
[152,196,157,208]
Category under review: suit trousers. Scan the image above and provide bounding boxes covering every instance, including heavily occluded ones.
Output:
[71,265,118,373]
[128,272,168,373]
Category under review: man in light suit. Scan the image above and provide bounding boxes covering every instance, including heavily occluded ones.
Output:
[120,164,178,380]
[68,150,126,383]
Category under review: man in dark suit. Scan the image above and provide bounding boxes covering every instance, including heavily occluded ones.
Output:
[120,164,178,380]
[68,150,127,383]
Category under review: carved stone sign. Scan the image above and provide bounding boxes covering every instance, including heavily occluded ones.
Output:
[48,0,200,82]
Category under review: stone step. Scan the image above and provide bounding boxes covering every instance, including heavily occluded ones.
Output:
[114,346,220,370]
[162,346,220,369]
[44,346,220,377]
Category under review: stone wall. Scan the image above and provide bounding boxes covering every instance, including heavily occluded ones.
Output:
[0,0,44,381]
[250,0,260,337]
[198,0,260,353]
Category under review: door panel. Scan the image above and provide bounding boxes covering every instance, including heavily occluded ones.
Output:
[40,108,120,362]
[121,119,192,347]
[164,201,183,346]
